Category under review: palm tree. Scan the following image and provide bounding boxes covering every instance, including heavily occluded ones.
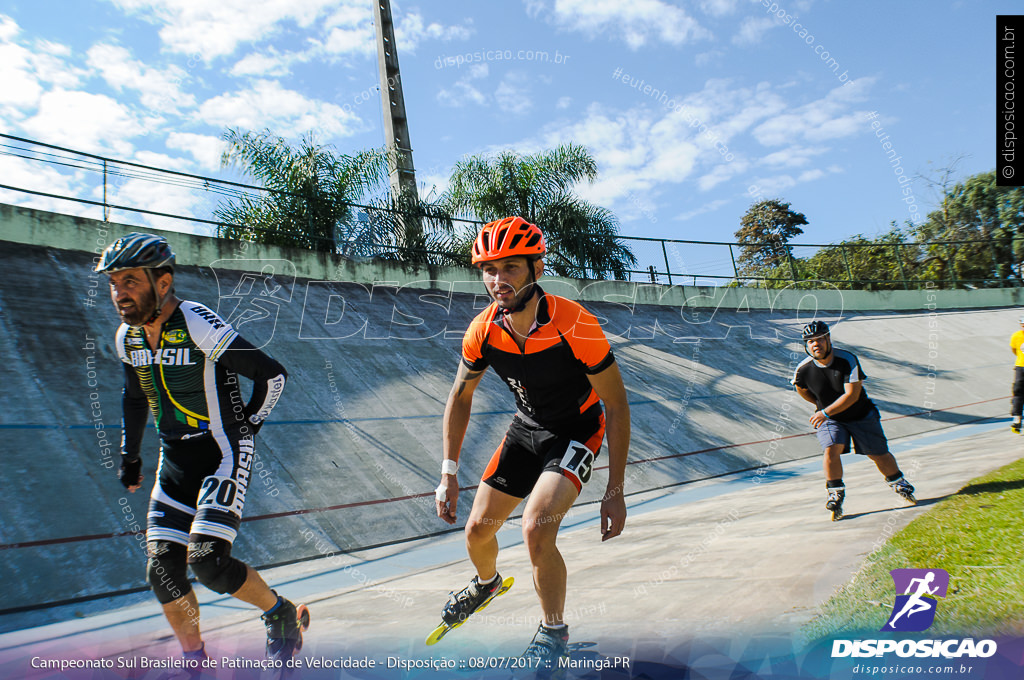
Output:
[214,128,389,253]
[445,144,636,279]
[361,190,469,268]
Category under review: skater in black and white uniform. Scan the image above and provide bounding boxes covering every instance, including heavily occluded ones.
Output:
[791,321,916,520]
[95,233,305,664]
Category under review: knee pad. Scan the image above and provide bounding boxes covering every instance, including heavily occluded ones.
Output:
[146,541,192,605]
[187,536,248,595]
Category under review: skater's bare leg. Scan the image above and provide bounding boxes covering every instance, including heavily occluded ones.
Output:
[465,484,521,581]
[868,452,901,478]
[823,444,844,482]
[231,565,280,611]
[163,591,203,653]
[522,471,579,628]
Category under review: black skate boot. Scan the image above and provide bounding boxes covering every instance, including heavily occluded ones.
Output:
[889,476,917,505]
[1012,419,1021,435]
[425,573,514,645]
[826,485,845,521]
[442,574,505,625]
[261,593,310,661]
[522,622,570,675]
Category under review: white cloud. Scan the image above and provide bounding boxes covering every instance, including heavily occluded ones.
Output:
[0,151,91,216]
[230,51,294,77]
[760,146,827,168]
[495,72,533,115]
[436,62,489,108]
[21,89,144,156]
[530,0,711,49]
[797,168,825,182]
[321,2,376,58]
[511,75,871,218]
[556,96,571,110]
[397,12,473,53]
[0,43,44,113]
[436,81,487,108]
[165,132,227,172]
[675,198,730,221]
[317,3,472,59]
[197,80,362,139]
[86,43,195,112]
[751,78,874,146]
[732,16,776,45]
[0,17,83,119]
[131,150,190,170]
[0,14,18,41]
[105,0,339,59]
[695,49,724,67]
[104,176,209,231]
[698,0,740,16]
[696,160,748,192]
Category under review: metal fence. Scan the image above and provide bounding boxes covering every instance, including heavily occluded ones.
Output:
[1,133,1019,289]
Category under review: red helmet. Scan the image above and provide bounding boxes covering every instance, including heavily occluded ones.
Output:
[471,217,546,265]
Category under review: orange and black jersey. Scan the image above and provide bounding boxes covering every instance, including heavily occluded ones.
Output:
[462,288,615,430]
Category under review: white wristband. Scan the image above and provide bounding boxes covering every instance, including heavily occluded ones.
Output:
[441,459,459,476]
[821,409,830,418]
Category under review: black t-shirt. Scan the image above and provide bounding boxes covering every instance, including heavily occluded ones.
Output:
[791,348,874,422]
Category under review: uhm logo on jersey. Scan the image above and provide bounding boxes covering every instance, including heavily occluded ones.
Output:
[129,348,197,367]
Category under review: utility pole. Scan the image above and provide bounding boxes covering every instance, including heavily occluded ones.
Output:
[373,0,417,200]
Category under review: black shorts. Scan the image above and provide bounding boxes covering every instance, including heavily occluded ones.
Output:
[481,413,605,498]
[147,431,255,546]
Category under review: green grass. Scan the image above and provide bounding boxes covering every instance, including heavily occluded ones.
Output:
[802,457,1024,641]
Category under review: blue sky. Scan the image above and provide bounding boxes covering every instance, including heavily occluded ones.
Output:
[0,0,1014,275]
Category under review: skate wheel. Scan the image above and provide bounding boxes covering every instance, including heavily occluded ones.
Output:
[426,622,451,646]
[297,604,310,631]
[831,511,843,521]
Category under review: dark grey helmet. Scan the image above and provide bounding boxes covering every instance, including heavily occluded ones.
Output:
[94,232,175,274]
[802,320,830,340]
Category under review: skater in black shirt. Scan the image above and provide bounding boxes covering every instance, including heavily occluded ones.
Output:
[791,321,916,520]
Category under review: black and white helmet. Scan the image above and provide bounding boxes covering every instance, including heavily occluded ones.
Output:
[95,232,175,274]
[801,320,830,340]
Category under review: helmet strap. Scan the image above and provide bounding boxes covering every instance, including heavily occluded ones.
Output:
[142,269,173,327]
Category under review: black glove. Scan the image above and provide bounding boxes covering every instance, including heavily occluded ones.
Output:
[119,456,142,489]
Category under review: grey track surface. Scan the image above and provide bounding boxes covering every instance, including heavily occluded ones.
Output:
[0,241,1017,636]
[0,422,1018,672]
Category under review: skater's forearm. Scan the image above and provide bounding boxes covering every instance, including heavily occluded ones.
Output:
[603,401,629,495]
[442,362,484,464]
[821,381,862,417]
[794,385,817,406]
[443,398,472,464]
[587,363,630,495]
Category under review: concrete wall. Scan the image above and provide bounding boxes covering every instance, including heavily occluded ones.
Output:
[4,202,1023,311]
[0,205,1018,621]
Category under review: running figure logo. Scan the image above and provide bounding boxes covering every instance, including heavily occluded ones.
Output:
[881,568,949,632]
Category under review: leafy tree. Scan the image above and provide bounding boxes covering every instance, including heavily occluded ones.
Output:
[913,170,1024,286]
[215,128,389,253]
[735,199,807,277]
[358,191,466,267]
[445,143,637,280]
[802,225,921,290]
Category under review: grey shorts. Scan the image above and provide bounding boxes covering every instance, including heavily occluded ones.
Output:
[815,407,890,456]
